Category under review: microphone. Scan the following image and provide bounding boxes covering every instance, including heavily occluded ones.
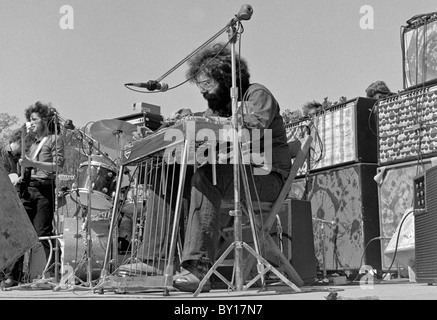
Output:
[236,4,253,21]
[64,119,75,130]
[125,80,169,92]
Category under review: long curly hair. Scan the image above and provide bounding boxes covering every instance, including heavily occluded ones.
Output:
[365,81,392,99]
[24,101,61,134]
[186,42,251,95]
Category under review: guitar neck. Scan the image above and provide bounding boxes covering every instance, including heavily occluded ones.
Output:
[20,125,26,177]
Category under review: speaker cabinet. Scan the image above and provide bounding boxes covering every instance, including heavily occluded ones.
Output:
[377,84,437,166]
[402,13,437,90]
[279,199,317,285]
[292,163,381,271]
[377,158,435,269]
[235,199,316,285]
[285,97,378,177]
[414,165,437,283]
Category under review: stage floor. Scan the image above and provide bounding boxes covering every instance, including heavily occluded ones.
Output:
[1,278,436,300]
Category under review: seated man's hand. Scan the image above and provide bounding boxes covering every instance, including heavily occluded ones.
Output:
[133,126,153,140]
[168,108,192,121]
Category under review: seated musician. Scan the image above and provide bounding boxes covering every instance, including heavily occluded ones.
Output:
[137,42,292,293]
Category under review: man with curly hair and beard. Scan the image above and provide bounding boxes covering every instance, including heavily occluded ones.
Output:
[18,101,64,278]
[162,42,292,293]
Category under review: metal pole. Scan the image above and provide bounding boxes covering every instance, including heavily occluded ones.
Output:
[228,23,245,290]
[86,140,94,287]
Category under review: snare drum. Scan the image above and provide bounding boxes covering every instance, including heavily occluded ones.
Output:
[71,155,117,211]
[120,184,148,217]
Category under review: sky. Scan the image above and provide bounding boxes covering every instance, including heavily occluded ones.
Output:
[1,0,437,130]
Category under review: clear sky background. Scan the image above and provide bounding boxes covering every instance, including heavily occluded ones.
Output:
[1,0,437,129]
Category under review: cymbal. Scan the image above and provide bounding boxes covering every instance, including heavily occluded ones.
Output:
[90,119,137,150]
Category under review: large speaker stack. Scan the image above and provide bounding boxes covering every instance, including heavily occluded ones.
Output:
[288,97,382,273]
[376,12,437,274]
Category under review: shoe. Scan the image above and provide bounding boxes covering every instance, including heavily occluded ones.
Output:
[173,261,210,293]
[2,278,19,288]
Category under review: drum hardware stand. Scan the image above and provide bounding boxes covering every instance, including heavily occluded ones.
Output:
[97,163,125,291]
[55,136,98,290]
[48,116,120,291]
[51,111,62,283]
[66,122,102,289]
[79,137,97,288]
[6,235,63,291]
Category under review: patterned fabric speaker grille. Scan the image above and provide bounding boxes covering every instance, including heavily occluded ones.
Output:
[378,84,437,165]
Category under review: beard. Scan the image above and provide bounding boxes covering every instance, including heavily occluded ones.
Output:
[203,83,232,117]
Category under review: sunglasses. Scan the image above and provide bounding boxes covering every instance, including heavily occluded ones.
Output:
[195,78,218,91]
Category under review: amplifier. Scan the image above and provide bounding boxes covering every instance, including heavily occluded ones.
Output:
[376,158,435,269]
[286,97,378,176]
[413,165,437,284]
[377,84,437,165]
[239,199,316,285]
[290,163,381,271]
[116,111,164,132]
[402,12,437,90]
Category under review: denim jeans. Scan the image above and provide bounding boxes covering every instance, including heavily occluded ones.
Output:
[181,163,283,266]
[21,185,57,266]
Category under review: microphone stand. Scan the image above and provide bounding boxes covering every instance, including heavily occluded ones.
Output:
[312,217,337,281]
[84,138,94,288]
[192,15,265,296]
[158,4,257,296]
[52,112,61,283]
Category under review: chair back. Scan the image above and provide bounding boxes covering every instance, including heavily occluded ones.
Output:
[263,135,313,229]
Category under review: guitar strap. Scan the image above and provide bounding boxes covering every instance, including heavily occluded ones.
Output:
[29,136,49,175]
[30,136,49,161]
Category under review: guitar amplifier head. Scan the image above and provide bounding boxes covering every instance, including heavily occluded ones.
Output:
[402,12,437,90]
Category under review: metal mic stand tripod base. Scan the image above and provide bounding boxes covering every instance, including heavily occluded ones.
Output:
[193,237,301,297]
[4,235,63,291]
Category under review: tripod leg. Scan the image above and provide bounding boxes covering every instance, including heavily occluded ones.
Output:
[242,243,301,292]
[265,235,304,286]
[193,243,238,297]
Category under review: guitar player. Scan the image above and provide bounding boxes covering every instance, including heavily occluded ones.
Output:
[0,125,34,288]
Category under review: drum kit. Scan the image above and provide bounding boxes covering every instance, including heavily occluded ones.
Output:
[63,118,147,284]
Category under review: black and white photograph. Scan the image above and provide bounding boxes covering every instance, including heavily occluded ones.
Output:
[1,0,437,309]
